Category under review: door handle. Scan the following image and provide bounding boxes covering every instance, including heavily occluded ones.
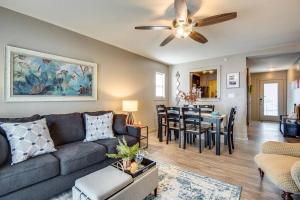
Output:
[259,98,263,105]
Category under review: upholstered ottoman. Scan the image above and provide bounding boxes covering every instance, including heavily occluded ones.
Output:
[72,165,158,200]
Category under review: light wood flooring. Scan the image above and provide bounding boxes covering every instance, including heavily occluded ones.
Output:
[146,122,300,200]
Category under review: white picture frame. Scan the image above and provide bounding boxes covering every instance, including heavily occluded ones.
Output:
[226,72,240,88]
[5,46,98,102]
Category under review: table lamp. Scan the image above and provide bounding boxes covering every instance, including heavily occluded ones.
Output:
[122,100,138,125]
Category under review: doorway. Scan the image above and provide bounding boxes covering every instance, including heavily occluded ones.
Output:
[259,80,284,121]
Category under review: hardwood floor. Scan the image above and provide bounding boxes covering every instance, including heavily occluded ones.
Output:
[146,121,300,200]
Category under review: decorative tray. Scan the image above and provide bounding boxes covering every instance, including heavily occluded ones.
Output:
[111,158,156,178]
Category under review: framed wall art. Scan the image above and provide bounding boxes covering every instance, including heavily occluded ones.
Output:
[226,72,240,88]
[5,46,97,102]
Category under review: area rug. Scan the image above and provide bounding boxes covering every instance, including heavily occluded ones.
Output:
[51,163,241,200]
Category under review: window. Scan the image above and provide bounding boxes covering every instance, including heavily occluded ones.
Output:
[155,72,165,98]
[263,83,279,116]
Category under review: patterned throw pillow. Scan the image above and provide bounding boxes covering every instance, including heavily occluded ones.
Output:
[0,118,56,165]
[84,112,114,142]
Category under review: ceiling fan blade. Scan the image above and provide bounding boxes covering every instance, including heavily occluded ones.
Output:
[194,12,237,27]
[174,0,188,24]
[189,31,208,44]
[135,26,172,30]
[160,34,175,47]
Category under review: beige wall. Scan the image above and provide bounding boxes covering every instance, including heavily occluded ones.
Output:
[170,43,300,140]
[169,55,248,140]
[250,71,287,121]
[0,7,168,131]
[287,64,300,113]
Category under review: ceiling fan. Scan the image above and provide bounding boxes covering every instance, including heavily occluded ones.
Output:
[134,0,237,47]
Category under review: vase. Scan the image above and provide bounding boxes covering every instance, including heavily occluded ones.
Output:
[122,158,131,170]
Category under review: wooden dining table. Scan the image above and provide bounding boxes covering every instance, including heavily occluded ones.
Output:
[158,112,227,156]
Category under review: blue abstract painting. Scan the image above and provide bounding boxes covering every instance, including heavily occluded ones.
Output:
[12,53,94,96]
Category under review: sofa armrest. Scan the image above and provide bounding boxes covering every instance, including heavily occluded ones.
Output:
[291,161,300,190]
[262,141,300,157]
[126,126,141,139]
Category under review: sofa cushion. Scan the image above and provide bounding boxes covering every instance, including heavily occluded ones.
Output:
[113,114,127,135]
[255,153,300,193]
[94,135,138,154]
[0,118,56,165]
[0,114,41,136]
[94,138,119,154]
[45,113,85,146]
[0,154,59,196]
[0,134,9,166]
[53,142,106,175]
[116,135,138,147]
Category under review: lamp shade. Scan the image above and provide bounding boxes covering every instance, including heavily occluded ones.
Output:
[122,100,138,112]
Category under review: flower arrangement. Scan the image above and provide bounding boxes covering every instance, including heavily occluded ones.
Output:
[179,87,201,105]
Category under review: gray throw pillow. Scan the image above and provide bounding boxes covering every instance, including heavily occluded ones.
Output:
[0,118,56,165]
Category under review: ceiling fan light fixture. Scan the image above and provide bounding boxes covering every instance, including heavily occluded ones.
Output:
[175,23,192,39]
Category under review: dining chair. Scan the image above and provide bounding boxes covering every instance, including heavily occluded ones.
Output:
[198,105,215,140]
[182,107,209,153]
[156,105,167,139]
[208,107,237,154]
[166,107,182,147]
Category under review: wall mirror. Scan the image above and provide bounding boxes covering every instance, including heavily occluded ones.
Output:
[190,66,221,100]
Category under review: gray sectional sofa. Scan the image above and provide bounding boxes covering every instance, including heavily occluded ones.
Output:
[0,111,140,200]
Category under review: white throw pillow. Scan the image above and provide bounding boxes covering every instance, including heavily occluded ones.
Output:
[84,112,114,142]
[0,118,56,165]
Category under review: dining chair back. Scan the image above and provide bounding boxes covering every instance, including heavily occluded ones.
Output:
[227,107,237,149]
[166,107,182,145]
[182,107,208,153]
[183,104,198,108]
[156,105,167,140]
[198,105,215,113]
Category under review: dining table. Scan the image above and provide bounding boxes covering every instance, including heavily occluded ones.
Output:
[158,112,227,156]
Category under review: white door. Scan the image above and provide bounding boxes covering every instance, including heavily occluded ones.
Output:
[259,80,284,121]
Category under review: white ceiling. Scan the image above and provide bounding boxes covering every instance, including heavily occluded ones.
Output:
[248,52,300,73]
[1,0,300,65]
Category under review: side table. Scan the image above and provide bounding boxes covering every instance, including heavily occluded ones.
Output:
[129,124,148,149]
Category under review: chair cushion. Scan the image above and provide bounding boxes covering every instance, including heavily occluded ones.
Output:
[53,142,106,175]
[94,138,119,154]
[116,135,138,147]
[45,113,85,146]
[0,134,9,166]
[254,153,300,193]
[0,154,59,196]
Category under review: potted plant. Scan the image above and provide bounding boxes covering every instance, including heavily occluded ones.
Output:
[106,137,140,170]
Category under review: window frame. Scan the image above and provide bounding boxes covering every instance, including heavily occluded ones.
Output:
[155,72,166,100]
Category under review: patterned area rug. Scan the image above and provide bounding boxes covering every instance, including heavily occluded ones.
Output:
[51,163,241,200]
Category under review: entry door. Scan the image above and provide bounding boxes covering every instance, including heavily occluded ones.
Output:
[259,80,284,121]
